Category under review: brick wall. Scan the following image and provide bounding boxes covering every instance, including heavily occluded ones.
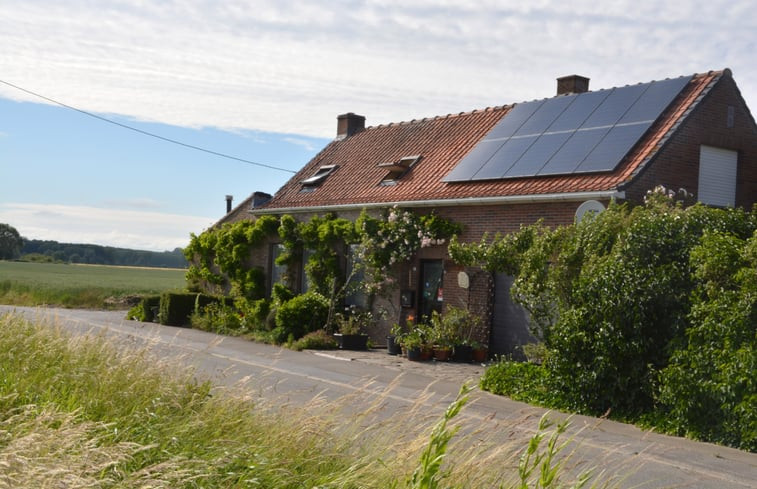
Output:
[625,75,757,206]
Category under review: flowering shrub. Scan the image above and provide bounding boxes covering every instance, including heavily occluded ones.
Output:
[356,207,461,289]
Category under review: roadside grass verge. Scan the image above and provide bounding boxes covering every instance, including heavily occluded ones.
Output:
[0,261,185,309]
[0,312,618,488]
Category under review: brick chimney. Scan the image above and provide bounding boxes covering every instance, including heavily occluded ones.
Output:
[336,112,365,140]
[556,75,590,95]
[225,195,233,214]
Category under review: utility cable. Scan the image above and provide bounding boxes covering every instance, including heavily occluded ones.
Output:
[0,78,297,174]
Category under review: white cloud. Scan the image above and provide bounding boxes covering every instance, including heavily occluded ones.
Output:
[0,203,214,252]
[0,0,754,139]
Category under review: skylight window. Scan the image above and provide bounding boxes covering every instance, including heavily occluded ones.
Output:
[379,155,421,186]
[301,165,337,186]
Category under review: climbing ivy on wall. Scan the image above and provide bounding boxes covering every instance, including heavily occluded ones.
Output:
[186,208,461,302]
[184,215,279,298]
[278,213,360,297]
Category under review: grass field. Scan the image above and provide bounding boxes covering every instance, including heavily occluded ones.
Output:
[0,260,186,308]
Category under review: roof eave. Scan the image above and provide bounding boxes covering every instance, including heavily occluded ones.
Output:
[250,190,625,216]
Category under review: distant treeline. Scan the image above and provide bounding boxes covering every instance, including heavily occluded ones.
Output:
[22,239,188,269]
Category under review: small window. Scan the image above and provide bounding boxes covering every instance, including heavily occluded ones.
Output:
[301,165,337,186]
[270,244,287,294]
[379,155,421,186]
[345,244,368,309]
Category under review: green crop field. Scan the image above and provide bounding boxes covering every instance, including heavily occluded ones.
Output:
[0,261,187,308]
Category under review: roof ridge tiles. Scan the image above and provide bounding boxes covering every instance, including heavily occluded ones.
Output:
[363,104,511,131]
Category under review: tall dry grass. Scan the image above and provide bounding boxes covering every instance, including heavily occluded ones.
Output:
[0,312,616,488]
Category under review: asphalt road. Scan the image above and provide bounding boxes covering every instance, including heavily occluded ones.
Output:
[2,305,755,488]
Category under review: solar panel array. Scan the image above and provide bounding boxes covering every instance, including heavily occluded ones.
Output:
[443,75,692,182]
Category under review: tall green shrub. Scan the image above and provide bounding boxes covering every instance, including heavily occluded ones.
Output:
[659,230,757,450]
[455,188,757,425]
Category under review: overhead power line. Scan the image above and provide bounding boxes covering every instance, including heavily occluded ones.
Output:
[0,78,297,174]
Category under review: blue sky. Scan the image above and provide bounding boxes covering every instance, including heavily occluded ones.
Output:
[1,0,756,251]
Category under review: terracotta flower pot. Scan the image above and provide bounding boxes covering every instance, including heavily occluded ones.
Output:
[472,347,489,362]
[433,347,452,361]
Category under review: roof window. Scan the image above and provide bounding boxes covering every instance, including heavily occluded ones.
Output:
[379,156,421,186]
[301,165,337,187]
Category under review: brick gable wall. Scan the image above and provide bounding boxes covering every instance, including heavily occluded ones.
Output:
[625,75,757,207]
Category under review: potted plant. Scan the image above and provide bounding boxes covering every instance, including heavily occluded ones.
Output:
[386,323,403,355]
[332,306,370,350]
[400,328,425,361]
[471,340,489,362]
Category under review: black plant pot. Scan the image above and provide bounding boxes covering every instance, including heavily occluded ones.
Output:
[406,347,422,361]
[452,345,473,363]
[386,335,402,355]
[333,333,369,351]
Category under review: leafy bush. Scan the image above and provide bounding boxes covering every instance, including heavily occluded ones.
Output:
[273,291,329,343]
[658,230,757,451]
[191,301,245,335]
[290,329,338,351]
[480,359,553,406]
[457,189,757,449]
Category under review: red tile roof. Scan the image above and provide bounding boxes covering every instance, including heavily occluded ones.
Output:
[258,71,723,212]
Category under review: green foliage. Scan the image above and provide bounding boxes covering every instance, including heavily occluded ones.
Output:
[333,305,373,334]
[658,230,757,451]
[0,223,23,260]
[290,329,339,351]
[273,291,330,343]
[428,305,481,347]
[190,301,246,335]
[480,359,553,406]
[448,222,541,275]
[516,414,592,489]
[279,212,359,297]
[408,384,471,489]
[459,187,757,449]
[158,291,199,326]
[184,216,279,297]
[126,295,161,322]
[357,207,461,290]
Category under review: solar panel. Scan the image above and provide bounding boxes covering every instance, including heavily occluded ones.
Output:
[619,76,692,124]
[574,123,648,173]
[537,127,609,176]
[582,82,648,128]
[514,95,574,136]
[504,132,571,178]
[486,100,545,140]
[473,136,537,180]
[443,74,692,183]
[548,89,610,132]
[442,139,502,181]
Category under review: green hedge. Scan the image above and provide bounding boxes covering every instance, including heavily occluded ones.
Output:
[159,292,200,327]
[126,295,161,322]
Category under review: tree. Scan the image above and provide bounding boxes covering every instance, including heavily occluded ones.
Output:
[0,223,23,260]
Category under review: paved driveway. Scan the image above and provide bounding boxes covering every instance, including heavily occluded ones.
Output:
[2,305,755,488]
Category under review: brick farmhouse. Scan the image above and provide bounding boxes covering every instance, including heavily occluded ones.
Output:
[221,69,757,355]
